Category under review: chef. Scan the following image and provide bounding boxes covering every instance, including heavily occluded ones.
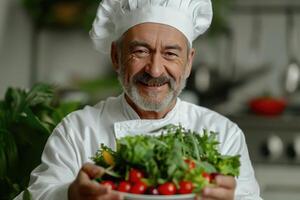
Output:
[14,0,262,200]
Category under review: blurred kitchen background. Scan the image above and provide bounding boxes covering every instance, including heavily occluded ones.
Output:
[1,0,300,199]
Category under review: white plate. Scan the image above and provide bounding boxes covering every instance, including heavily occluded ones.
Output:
[120,192,196,200]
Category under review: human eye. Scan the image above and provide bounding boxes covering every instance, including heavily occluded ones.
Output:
[132,47,149,58]
[164,51,179,59]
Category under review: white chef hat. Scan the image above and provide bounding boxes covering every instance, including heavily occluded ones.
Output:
[90,0,213,53]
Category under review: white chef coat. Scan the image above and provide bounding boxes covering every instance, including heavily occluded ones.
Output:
[14,94,262,200]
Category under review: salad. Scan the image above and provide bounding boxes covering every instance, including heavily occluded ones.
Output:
[92,124,240,195]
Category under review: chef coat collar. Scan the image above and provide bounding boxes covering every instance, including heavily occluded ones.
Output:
[115,93,181,138]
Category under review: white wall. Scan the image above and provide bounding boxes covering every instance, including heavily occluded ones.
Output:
[0,0,9,49]
[0,0,31,97]
[36,30,111,86]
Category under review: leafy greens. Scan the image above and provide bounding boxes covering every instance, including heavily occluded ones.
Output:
[93,124,240,191]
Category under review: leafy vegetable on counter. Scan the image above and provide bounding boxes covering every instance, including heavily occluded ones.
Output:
[92,124,240,195]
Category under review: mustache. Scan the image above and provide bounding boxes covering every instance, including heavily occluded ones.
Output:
[133,72,174,87]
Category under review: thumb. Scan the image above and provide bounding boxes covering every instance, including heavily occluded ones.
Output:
[81,162,105,179]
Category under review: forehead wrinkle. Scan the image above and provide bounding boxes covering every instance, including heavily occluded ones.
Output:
[153,35,183,52]
[164,44,183,52]
[122,24,189,56]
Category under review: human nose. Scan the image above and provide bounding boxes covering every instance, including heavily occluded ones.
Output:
[144,52,165,78]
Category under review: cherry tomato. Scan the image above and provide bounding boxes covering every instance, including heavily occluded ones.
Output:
[184,159,196,169]
[147,187,159,195]
[101,180,117,190]
[178,181,193,194]
[130,181,147,194]
[129,168,144,183]
[209,172,220,182]
[158,182,176,195]
[202,172,211,182]
[117,181,131,193]
[202,172,220,183]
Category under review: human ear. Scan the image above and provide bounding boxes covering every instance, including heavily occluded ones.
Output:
[111,42,120,72]
[185,48,195,78]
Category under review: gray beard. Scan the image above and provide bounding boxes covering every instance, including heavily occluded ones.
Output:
[118,68,187,112]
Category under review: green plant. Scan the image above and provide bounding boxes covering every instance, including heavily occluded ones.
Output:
[0,83,81,199]
[21,0,100,30]
[209,0,235,36]
[74,75,122,104]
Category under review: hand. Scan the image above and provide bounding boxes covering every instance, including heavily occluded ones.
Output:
[198,175,236,200]
[68,163,123,200]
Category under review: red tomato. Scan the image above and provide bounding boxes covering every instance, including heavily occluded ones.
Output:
[129,168,144,183]
[101,180,117,190]
[158,182,176,195]
[209,172,220,182]
[202,172,220,183]
[178,181,193,194]
[202,172,211,182]
[147,187,159,195]
[117,181,131,193]
[130,181,147,194]
[184,159,196,169]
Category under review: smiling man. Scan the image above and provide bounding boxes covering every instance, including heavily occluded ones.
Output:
[113,23,194,119]
[14,0,262,200]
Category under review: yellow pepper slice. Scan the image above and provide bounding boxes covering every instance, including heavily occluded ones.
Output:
[102,150,115,166]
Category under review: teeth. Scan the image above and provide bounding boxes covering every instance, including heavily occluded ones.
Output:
[147,83,164,87]
[138,80,167,87]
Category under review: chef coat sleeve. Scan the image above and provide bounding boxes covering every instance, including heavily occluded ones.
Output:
[13,122,80,200]
[220,123,263,200]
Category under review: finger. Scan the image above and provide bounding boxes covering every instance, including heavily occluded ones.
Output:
[202,187,234,200]
[77,171,109,195]
[194,193,201,200]
[215,175,236,189]
[81,163,105,179]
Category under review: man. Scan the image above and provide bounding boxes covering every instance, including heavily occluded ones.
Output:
[15,0,262,200]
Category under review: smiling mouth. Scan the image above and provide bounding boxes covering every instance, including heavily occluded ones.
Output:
[134,72,171,89]
[139,81,168,87]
